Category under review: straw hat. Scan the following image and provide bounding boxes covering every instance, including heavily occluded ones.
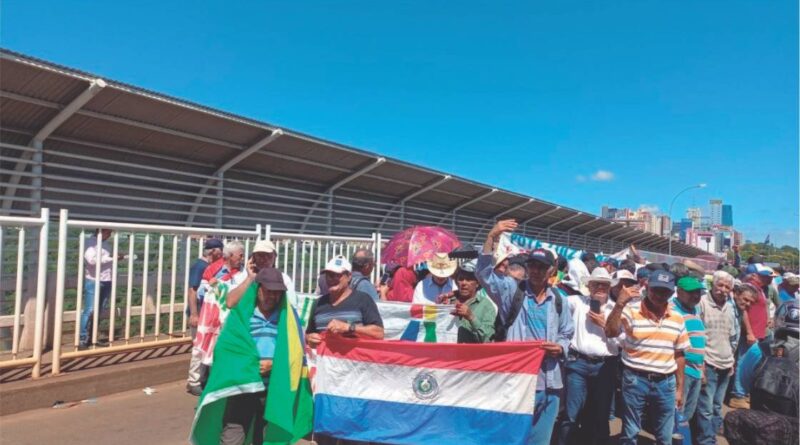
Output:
[428,252,457,278]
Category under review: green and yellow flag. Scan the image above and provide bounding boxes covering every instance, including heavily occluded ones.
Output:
[190,284,313,445]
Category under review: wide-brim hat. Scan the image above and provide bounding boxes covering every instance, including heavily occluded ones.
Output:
[582,267,613,286]
[428,252,457,278]
[611,269,637,287]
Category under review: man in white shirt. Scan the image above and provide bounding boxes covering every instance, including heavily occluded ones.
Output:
[412,252,457,305]
[79,228,115,349]
[558,267,620,445]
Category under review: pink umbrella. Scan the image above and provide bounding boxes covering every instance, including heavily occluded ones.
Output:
[381,226,462,267]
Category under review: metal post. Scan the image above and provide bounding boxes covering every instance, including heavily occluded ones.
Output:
[31,208,49,378]
[52,209,68,374]
[327,192,333,235]
[31,140,43,214]
[215,172,224,229]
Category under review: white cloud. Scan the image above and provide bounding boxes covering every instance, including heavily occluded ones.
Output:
[591,170,615,181]
[639,204,660,213]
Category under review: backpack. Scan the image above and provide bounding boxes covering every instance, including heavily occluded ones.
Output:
[750,340,799,417]
[493,282,562,342]
[724,408,799,445]
[349,275,369,292]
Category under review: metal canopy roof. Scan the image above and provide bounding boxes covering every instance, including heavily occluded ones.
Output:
[0,48,708,257]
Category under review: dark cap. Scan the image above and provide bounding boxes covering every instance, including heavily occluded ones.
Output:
[526,248,555,266]
[509,254,528,267]
[204,238,224,250]
[648,271,676,291]
[255,268,287,291]
[636,267,651,280]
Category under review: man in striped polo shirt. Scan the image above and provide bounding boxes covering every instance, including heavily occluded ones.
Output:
[669,275,707,425]
[606,270,690,445]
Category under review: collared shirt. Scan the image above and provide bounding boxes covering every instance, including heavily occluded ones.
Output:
[84,235,113,282]
[697,293,737,370]
[669,297,706,379]
[620,301,690,374]
[476,254,574,390]
[351,271,380,301]
[251,308,279,359]
[455,291,497,344]
[412,276,456,305]
[566,294,620,357]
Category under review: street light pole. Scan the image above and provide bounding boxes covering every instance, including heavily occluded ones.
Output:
[668,183,707,256]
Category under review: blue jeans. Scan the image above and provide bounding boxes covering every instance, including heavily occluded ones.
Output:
[682,375,702,421]
[527,389,561,445]
[79,279,112,344]
[558,355,617,445]
[696,365,732,445]
[730,339,750,397]
[620,368,676,445]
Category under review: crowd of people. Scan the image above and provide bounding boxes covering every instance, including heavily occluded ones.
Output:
[79,222,798,445]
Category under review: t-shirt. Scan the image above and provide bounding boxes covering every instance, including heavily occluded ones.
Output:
[189,259,210,291]
[621,301,690,374]
[669,297,706,379]
[307,290,383,333]
[745,286,768,340]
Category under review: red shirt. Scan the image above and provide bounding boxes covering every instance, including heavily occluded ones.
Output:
[386,267,417,302]
[745,277,768,339]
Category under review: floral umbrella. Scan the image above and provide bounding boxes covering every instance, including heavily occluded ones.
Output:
[381,226,461,267]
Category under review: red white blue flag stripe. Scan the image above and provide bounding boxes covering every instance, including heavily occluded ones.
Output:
[313,335,546,445]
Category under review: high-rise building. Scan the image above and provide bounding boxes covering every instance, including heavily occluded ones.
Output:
[686,208,702,229]
[709,199,723,226]
[722,204,733,227]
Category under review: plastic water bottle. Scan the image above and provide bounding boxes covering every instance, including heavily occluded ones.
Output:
[672,409,691,445]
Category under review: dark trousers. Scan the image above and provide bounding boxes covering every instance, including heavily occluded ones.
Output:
[220,392,266,445]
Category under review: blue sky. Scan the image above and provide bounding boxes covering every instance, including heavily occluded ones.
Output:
[3,1,798,246]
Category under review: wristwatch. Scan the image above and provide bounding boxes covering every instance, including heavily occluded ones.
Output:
[348,322,357,334]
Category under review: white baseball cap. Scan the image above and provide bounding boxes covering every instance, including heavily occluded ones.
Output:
[324,255,352,274]
[252,240,276,253]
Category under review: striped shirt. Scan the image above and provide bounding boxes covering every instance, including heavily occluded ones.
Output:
[621,301,690,374]
[251,308,279,359]
[669,297,706,379]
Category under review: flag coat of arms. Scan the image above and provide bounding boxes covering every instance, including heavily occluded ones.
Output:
[313,335,546,445]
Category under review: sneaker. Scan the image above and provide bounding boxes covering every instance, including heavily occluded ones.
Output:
[186,384,203,397]
[728,397,750,409]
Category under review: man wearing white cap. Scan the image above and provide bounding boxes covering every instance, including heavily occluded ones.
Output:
[558,267,620,445]
[306,255,384,349]
[225,240,296,310]
[412,252,457,305]
[779,272,799,303]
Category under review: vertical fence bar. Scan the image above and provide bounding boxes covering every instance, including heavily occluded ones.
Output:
[317,241,322,287]
[300,241,307,294]
[91,231,102,347]
[182,236,191,334]
[282,240,290,276]
[74,231,85,347]
[140,234,150,341]
[12,228,25,357]
[52,209,69,374]
[291,240,298,287]
[31,208,49,378]
[154,235,164,338]
[109,232,119,345]
[169,235,178,335]
[124,234,134,342]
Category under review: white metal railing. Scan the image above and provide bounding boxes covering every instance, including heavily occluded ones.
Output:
[0,208,387,379]
[0,209,49,378]
[268,230,382,295]
[50,210,262,375]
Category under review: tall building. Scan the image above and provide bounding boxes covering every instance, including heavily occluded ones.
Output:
[709,199,723,226]
[686,208,702,229]
[722,204,733,226]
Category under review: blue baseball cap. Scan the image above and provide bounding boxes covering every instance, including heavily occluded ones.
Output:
[527,248,556,266]
[745,263,778,277]
[648,271,676,291]
[636,267,651,280]
[204,238,224,250]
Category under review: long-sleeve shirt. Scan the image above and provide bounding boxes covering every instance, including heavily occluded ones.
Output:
[476,254,574,390]
[386,267,417,302]
[84,235,113,282]
[455,291,497,344]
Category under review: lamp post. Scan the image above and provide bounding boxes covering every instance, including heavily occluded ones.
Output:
[668,183,707,256]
